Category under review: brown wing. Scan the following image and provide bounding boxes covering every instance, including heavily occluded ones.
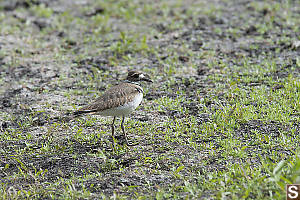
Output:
[74,83,143,115]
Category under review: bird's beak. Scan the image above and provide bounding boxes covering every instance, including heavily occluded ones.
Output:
[142,77,153,83]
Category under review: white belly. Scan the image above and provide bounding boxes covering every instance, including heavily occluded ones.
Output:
[99,93,143,117]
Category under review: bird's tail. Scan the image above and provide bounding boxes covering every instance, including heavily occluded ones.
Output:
[73,110,94,116]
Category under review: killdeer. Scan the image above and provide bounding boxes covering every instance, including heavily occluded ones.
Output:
[74,70,152,146]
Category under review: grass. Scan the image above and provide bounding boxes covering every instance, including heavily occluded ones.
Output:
[0,0,300,199]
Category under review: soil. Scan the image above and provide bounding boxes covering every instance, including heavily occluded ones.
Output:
[0,0,299,198]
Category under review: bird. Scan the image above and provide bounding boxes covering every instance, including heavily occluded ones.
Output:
[73,70,153,146]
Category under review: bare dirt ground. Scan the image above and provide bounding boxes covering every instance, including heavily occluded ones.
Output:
[0,0,299,199]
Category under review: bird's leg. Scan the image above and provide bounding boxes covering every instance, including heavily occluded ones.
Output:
[121,116,138,146]
[120,116,128,143]
[111,117,116,143]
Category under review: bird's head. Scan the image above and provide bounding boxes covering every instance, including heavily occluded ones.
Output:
[126,70,153,83]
